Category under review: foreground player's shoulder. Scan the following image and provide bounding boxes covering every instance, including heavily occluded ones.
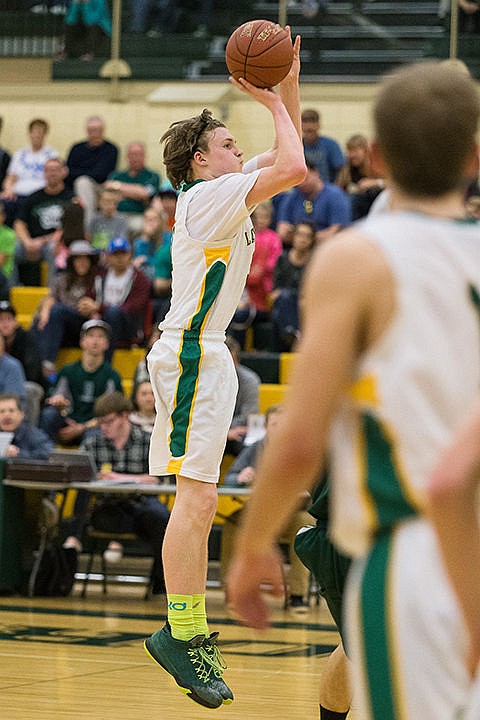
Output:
[307,226,393,295]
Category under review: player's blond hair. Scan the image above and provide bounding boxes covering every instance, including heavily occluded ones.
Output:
[374,61,479,197]
[160,109,225,190]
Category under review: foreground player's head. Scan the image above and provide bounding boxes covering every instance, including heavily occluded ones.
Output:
[372,61,480,198]
[161,108,226,189]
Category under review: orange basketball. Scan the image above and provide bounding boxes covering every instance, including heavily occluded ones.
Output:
[225,19,294,89]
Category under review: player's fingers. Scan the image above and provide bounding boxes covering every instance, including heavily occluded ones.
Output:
[293,34,301,53]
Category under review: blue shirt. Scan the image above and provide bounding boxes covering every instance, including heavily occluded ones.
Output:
[0,354,26,399]
[13,420,53,459]
[303,136,345,183]
[277,183,351,230]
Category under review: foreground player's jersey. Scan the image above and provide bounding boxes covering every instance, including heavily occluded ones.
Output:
[330,211,480,557]
[159,170,261,335]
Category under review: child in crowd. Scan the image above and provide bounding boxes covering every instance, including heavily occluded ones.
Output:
[88,187,128,251]
[132,207,171,280]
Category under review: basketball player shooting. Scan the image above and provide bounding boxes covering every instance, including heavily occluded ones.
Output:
[144,28,306,709]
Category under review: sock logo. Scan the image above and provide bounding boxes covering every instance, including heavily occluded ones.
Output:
[168,601,187,611]
[192,602,200,609]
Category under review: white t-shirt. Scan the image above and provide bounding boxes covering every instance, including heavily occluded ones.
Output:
[8,145,59,196]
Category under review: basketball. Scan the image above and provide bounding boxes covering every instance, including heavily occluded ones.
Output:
[225,20,294,89]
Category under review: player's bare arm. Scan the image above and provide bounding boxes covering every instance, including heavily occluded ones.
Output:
[227,231,395,628]
[429,402,480,675]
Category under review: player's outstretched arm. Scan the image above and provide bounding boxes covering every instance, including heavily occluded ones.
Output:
[429,401,480,676]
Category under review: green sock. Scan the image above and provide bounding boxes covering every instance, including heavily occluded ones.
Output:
[167,594,195,641]
[192,593,209,637]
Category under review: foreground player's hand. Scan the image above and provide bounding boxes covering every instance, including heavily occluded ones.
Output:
[226,545,285,630]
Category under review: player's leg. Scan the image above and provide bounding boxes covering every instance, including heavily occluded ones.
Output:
[320,644,351,720]
[144,476,230,707]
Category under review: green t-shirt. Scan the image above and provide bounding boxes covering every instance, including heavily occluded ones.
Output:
[0,224,16,278]
[153,238,173,279]
[108,168,160,213]
[55,360,123,423]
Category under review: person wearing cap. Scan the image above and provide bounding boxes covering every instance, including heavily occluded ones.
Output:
[39,318,123,445]
[78,236,151,359]
[33,239,100,374]
[0,300,46,426]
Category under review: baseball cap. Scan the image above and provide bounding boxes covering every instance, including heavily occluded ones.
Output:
[69,240,98,256]
[108,237,131,253]
[0,300,16,316]
[80,319,112,338]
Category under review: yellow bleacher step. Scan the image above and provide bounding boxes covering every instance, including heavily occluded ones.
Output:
[10,286,49,329]
[258,383,289,413]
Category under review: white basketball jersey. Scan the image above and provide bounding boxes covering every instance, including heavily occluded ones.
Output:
[330,211,480,557]
[159,170,261,334]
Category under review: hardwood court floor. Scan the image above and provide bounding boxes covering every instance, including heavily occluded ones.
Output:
[0,584,359,720]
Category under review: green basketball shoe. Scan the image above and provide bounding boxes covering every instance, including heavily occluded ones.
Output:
[203,632,234,704]
[144,624,223,709]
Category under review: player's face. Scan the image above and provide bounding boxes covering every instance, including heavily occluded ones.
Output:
[202,127,244,177]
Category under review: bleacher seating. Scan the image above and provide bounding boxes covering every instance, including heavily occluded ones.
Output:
[10,286,49,329]
[2,1,469,83]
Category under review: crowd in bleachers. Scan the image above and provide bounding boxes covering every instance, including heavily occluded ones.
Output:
[1,104,479,441]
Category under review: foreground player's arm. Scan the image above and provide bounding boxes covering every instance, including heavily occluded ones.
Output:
[227,231,395,628]
[429,402,480,675]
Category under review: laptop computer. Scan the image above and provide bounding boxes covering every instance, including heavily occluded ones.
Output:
[49,450,98,483]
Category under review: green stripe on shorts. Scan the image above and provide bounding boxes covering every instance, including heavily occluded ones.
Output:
[169,260,226,458]
[361,532,397,719]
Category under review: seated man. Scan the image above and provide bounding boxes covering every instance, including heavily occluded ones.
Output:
[0,392,53,459]
[64,391,170,595]
[0,300,47,426]
[39,319,123,445]
[221,404,312,612]
[0,333,26,409]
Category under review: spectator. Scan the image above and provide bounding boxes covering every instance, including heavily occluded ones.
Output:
[246,201,282,317]
[220,404,312,611]
[150,188,177,231]
[129,379,156,433]
[81,237,151,358]
[0,333,26,406]
[301,108,345,183]
[224,335,260,456]
[51,198,87,273]
[33,240,100,373]
[66,115,118,228]
[64,391,170,596]
[39,319,123,445]
[106,142,160,237]
[0,117,10,191]
[336,134,385,220]
[271,222,316,351]
[13,157,74,286]
[63,0,112,60]
[132,207,172,325]
[0,200,15,292]
[132,206,170,280]
[1,118,58,227]
[0,300,46,426]
[88,186,128,251]
[276,159,351,246]
[0,393,53,459]
[130,0,178,35]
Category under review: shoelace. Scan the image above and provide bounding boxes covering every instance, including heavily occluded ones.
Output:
[187,645,213,683]
[202,634,227,678]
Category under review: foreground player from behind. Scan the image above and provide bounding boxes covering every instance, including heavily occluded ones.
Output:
[228,61,480,719]
[144,33,306,709]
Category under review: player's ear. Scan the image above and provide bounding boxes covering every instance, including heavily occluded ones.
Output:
[193,149,207,165]
[464,142,480,183]
[369,140,386,177]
